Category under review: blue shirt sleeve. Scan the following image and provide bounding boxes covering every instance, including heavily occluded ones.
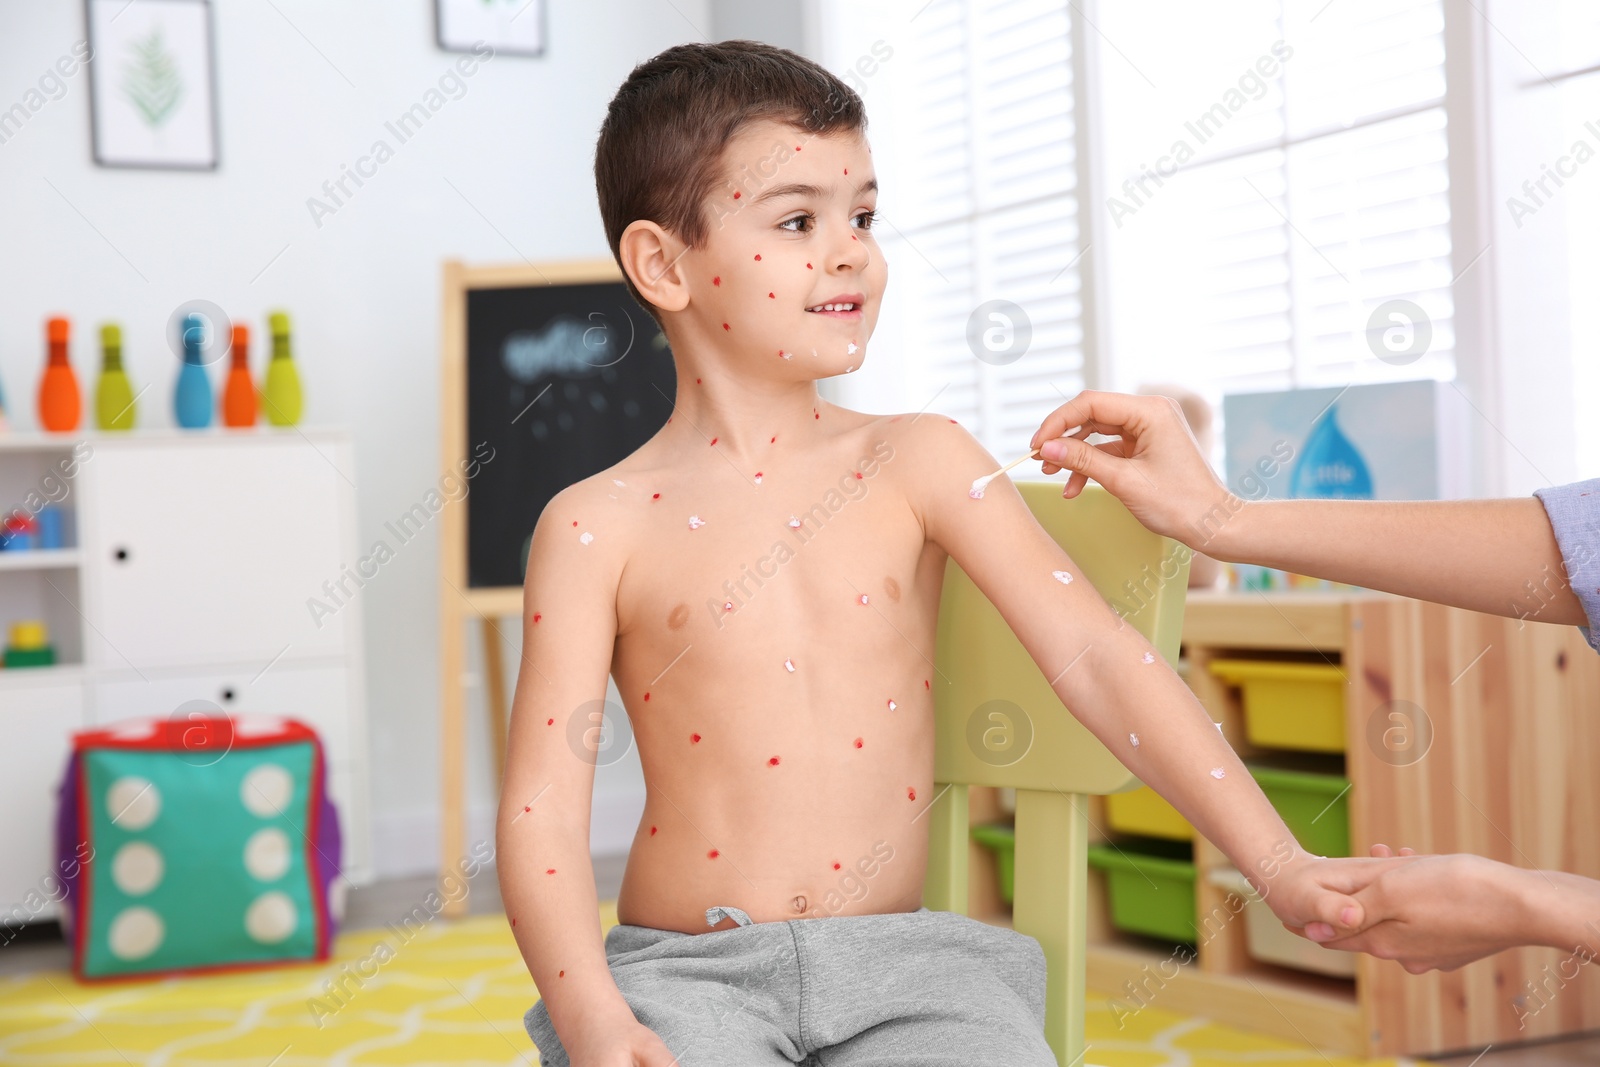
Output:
[1533,477,1600,653]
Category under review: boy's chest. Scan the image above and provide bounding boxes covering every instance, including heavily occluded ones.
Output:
[613,459,936,650]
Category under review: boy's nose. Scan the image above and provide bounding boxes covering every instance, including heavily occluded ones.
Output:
[829,225,872,274]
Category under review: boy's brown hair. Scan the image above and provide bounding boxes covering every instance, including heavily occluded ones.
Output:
[594,40,868,316]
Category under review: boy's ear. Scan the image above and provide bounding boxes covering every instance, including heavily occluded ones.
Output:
[619,220,691,314]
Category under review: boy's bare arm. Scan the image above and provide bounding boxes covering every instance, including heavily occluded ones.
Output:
[904,416,1381,935]
[497,483,638,1045]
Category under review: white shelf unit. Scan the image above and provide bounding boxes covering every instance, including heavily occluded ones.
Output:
[0,429,371,925]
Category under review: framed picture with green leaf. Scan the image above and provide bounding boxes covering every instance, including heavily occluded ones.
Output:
[86,0,219,170]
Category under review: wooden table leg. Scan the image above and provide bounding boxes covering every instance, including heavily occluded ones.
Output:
[482,615,510,787]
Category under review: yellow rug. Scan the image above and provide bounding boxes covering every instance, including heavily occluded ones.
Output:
[0,901,1408,1066]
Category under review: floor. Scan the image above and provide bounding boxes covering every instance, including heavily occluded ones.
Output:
[2,855,1596,1065]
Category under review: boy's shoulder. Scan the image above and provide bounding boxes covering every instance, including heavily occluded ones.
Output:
[860,408,998,487]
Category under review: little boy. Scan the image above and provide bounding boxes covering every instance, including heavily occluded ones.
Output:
[500,40,1381,1067]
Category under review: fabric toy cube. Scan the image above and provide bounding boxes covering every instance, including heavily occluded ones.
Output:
[55,714,342,980]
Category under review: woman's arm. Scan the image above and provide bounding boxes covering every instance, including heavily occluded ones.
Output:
[1029,390,1589,627]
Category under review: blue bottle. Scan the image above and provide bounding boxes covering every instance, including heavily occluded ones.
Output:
[174,313,214,429]
[1289,403,1373,499]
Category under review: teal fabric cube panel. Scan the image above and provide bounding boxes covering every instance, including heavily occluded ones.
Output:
[57,715,340,980]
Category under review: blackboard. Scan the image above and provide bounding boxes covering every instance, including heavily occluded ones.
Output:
[450,264,676,589]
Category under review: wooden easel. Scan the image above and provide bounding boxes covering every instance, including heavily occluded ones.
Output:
[437,257,629,917]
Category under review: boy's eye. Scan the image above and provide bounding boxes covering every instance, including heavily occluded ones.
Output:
[779,213,814,233]
[852,209,877,231]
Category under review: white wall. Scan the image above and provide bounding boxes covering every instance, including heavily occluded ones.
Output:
[0,0,711,878]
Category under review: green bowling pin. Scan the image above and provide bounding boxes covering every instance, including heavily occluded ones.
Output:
[262,310,304,427]
[95,323,137,431]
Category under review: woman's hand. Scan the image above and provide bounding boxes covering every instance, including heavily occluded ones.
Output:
[1029,390,1238,550]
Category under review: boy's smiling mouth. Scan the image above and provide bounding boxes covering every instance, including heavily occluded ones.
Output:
[805,293,865,319]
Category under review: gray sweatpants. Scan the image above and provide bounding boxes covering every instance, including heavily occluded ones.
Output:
[523,904,1056,1066]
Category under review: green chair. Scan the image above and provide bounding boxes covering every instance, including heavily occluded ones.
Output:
[923,484,1190,1066]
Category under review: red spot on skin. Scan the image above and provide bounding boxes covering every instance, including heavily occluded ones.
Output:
[559,970,565,977]
[533,613,542,623]
[643,692,650,702]
[844,168,849,175]
[545,719,553,727]
[652,492,660,500]
[756,470,764,479]
[512,918,517,927]
[806,263,813,269]
[708,849,720,859]
[908,787,917,801]
[768,756,780,766]
[833,862,842,870]
[650,825,658,836]
[524,805,531,812]
[795,145,802,151]
[854,472,863,479]
[733,191,741,199]
[691,733,702,743]
[713,276,721,286]
[722,323,731,331]
[546,868,556,875]
[814,411,820,420]
[755,254,762,261]
[696,378,702,384]
[768,292,775,298]
[925,679,930,689]
[572,520,578,526]
[949,418,958,424]
[851,234,858,241]
[854,738,863,749]
[770,435,776,443]
[710,437,718,446]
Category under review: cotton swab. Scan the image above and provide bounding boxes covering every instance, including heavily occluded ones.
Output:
[968,426,1083,499]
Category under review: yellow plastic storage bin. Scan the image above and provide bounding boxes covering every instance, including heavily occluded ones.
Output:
[1105,785,1193,841]
[1208,659,1346,753]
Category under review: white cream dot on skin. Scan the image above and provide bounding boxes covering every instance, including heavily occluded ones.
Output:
[753,473,763,485]
[1052,570,1073,585]
[1129,733,1140,747]
[1210,767,1226,779]
[688,515,706,530]
[723,601,734,611]
[613,479,626,488]
[579,531,594,545]
[847,342,858,355]
[1141,651,1156,664]
[788,516,802,529]
[887,699,897,711]
[859,594,869,605]
[784,658,796,673]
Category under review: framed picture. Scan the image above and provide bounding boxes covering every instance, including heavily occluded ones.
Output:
[436,0,546,58]
[85,0,219,170]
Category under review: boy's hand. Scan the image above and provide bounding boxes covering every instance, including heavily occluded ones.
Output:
[566,1010,681,1066]
[1257,850,1402,944]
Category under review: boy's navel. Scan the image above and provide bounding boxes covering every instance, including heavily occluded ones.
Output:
[667,603,691,630]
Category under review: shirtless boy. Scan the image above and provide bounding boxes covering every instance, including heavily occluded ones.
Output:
[499,40,1390,1067]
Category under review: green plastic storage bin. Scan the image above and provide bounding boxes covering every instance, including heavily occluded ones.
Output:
[970,822,1017,904]
[1247,758,1351,858]
[1086,837,1196,944]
